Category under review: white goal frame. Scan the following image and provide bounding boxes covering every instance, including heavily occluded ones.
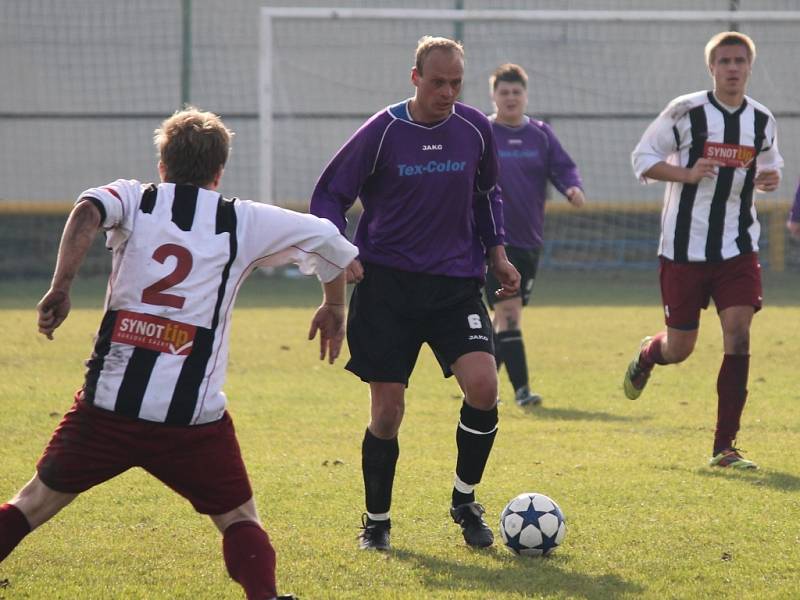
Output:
[259,7,799,204]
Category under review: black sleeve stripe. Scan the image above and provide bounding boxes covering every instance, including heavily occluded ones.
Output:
[83,196,107,225]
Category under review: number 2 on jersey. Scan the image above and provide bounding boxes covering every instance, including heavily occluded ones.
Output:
[141,244,193,308]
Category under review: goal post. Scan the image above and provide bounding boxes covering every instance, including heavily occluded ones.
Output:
[259,7,800,270]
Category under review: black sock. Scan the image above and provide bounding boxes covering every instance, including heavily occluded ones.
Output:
[493,330,504,370]
[452,489,475,506]
[453,401,498,506]
[497,329,528,391]
[362,428,399,515]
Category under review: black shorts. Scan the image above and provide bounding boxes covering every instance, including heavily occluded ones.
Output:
[345,263,494,384]
[485,245,541,309]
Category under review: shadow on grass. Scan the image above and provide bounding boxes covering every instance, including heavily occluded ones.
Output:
[693,466,800,491]
[389,547,643,598]
[519,405,652,424]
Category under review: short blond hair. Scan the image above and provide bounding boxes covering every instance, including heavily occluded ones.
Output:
[154,107,232,187]
[705,31,756,66]
[490,63,528,91]
[414,35,464,75]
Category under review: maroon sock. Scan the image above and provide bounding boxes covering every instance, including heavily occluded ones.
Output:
[713,354,750,454]
[222,521,277,600]
[0,503,31,563]
[639,331,668,369]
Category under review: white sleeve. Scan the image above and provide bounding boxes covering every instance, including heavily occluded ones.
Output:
[237,201,358,283]
[78,179,144,250]
[631,102,682,184]
[756,116,784,177]
[78,179,142,231]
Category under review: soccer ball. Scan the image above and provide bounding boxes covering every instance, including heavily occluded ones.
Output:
[499,492,566,556]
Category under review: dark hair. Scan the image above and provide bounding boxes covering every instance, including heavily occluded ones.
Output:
[490,63,528,91]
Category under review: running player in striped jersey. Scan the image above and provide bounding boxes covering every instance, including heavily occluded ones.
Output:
[0,107,358,600]
[311,36,520,551]
[626,32,783,470]
[486,63,586,408]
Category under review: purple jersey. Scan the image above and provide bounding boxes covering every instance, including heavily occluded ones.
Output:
[791,179,800,223]
[310,100,503,279]
[492,116,582,249]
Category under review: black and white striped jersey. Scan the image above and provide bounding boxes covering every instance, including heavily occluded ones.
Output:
[632,90,783,262]
[79,180,358,425]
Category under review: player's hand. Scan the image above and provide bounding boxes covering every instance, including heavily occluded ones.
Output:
[345,258,364,284]
[754,169,780,192]
[490,258,521,300]
[36,288,71,340]
[787,220,800,239]
[308,302,346,364]
[566,187,585,208]
[685,158,723,184]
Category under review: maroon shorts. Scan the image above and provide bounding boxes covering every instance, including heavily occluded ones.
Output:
[659,252,762,330]
[36,391,253,515]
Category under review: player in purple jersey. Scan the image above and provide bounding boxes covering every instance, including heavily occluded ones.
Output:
[485,64,585,407]
[625,32,783,470]
[311,36,520,551]
[788,179,800,238]
[0,108,358,600]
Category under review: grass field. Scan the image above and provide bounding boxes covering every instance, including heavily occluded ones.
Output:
[1,271,799,599]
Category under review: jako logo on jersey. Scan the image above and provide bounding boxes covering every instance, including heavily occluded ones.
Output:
[112,310,196,355]
[422,144,443,151]
[397,160,466,176]
[702,141,755,168]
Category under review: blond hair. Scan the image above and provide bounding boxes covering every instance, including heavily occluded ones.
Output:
[705,31,756,66]
[490,63,528,91]
[154,107,232,187]
[414,35,464,75]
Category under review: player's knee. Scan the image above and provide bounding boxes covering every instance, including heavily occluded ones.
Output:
[371,409,403,438]
[669,345,694,363]
[663,334,696,363]
[725,331,750,355]
[463,378,498,410]
[370,397,405,437]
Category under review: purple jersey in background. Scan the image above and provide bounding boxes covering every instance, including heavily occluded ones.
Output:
[492,116,582,250]
[791,179,800,223]
[311,100,504,280]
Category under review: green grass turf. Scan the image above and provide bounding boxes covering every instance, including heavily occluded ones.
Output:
[1,271,799,599]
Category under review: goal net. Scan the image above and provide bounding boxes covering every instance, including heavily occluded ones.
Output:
[259,8,800,271]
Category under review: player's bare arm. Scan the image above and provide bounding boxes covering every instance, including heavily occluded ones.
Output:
[487,245,521,299]
[566,187,586,208]
[787,220,800,239]
[644,159,724,185]
[37,199,102,340]
[754,169,780,192]
[308,271,348,364]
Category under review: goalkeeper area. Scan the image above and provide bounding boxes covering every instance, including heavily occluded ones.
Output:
[1,2,799,277]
